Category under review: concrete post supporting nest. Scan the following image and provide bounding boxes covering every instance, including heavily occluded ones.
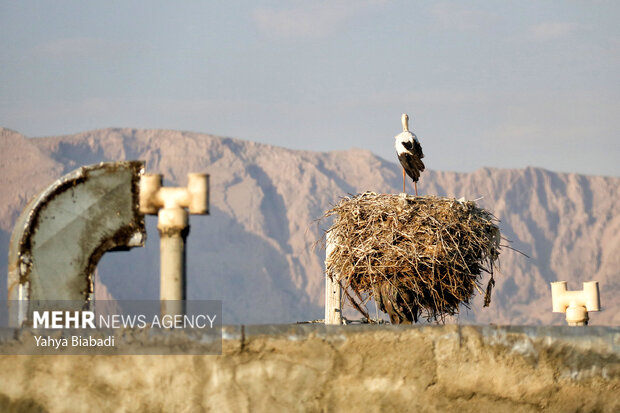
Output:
[551,281,600,326]
[139,173,209,316]
[324,232,342,325]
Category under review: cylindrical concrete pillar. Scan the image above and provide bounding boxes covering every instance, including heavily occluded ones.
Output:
[325,231,342,325]
[139,172,209,319]
[158,207,188,317]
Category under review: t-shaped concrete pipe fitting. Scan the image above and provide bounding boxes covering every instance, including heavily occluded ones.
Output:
[551,281,600,326]
[139,173,209,316]
[139,173,208,215]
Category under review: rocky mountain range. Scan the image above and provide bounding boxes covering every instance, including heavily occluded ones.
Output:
[1,127,618,325]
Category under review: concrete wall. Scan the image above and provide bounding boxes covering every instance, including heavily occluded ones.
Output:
[0,325,618,412]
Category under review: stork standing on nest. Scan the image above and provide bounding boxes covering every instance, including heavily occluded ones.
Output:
[394,113,425,195]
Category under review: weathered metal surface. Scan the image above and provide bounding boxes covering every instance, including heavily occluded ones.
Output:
[7,161,146,308]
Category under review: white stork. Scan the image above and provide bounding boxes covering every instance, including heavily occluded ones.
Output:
[394,113,425,195]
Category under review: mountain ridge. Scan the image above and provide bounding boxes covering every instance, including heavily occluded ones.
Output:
[1,127,618,325]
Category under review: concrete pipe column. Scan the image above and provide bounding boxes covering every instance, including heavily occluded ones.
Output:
[158,206,189,316]
[139,173,209,318]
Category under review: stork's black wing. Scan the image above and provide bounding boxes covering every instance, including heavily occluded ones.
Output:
[413,140,424,160]
[402,139,424,157]
[398,145,425,182]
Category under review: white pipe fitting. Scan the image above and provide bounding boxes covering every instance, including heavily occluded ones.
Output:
[551,281,600,326]
[139,173,208,215]
[139,173,209,316]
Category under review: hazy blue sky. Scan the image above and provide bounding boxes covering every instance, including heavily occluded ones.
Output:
[1,1,619,176]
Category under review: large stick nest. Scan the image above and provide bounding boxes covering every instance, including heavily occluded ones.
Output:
[322,192,501,323]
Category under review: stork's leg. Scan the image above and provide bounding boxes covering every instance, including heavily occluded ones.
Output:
[414,181,418,196]
[402,168,406,193]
